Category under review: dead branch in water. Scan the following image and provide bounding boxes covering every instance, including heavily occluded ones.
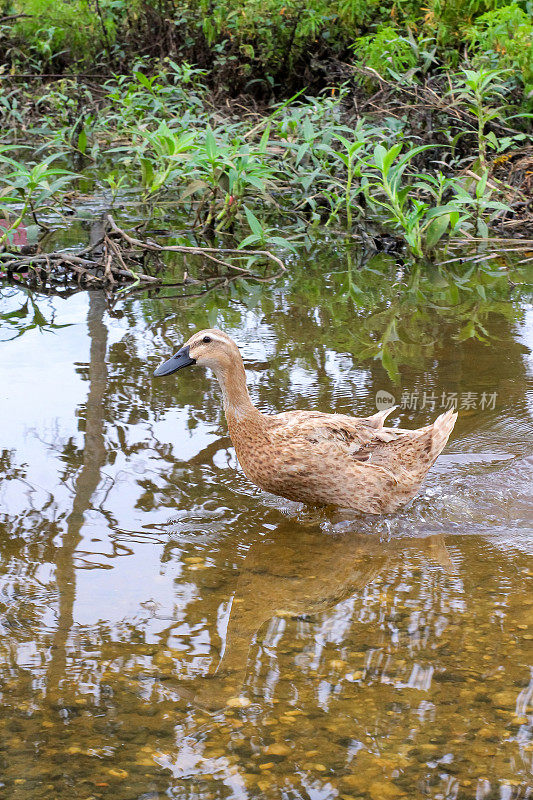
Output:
[437,235,533,267]
[0,214,286,295]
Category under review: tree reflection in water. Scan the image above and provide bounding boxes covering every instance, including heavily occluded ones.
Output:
[47,291,108,704]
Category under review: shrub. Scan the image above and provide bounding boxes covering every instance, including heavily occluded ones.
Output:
[421,0,502,47]
[352,26,418,77]
[467,4,533,96]
[12,0,115,67]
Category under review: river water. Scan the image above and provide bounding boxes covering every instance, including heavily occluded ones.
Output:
[0,253,532,799]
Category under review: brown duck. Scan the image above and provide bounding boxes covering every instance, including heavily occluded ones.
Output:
[154,329,457,514]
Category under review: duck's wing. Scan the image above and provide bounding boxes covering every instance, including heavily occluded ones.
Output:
[269,406,403,461]
[272,408,457,482]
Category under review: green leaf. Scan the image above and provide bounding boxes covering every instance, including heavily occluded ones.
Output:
[475,170,489,199]
[300,167,320,192]
[180,179,209,199]
[302,118,314,141]
[268,236,297,253]
[77,128,87,155]
[205,126,217,161]
[258,123,270,154]
[373,144,387,170]
[394,144,434,174]
[244,206,263,237]
[140,157,154,189]
[425,213,450,250]
[486,131,499,150]
[477,218,489,239]
[237,233,261,249]
[296,143,308,166]
[25,224,40,245]
[445,210,459,231]
[134,71,152,89]
[381,143,403,177]
[173,131,196,154]
[245,175,266,191]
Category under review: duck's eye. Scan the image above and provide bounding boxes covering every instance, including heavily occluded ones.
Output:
[203,336,212,343]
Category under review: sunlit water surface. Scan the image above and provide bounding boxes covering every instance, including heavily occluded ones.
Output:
[1,260,532,800]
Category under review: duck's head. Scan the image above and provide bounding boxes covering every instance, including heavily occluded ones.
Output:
[154,328,242,378]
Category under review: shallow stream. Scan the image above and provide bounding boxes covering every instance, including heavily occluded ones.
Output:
[0,252,532,799]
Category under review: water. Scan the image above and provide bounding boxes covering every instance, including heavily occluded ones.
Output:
[0,254,532,800]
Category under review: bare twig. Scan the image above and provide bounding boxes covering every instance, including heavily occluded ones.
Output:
[104,214,286,273]
[0,212,287,295]
[0,13,33,22]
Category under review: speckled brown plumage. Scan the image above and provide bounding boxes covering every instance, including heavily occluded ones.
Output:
[161,329,458,514]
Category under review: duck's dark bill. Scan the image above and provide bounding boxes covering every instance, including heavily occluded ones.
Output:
[154,346,196,377]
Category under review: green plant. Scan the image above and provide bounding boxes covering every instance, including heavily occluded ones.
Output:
[327,134,366,230]
[215,137,276,229]
[277,104,386,229]
[107,63,207,128]
[0,87,23,125]
[467,4,533,96]
[134,123,197,197]
[238,206,298,252]
[0,149,77,246]
[12,0,115,68]
[130,120,279,230]
[0,42,528,276]
[352,26,419,80]
[101,170,129,205]
[448,169,511,238]
[421,0,501,48]
[359,143,463,258]
[452,67,511,169]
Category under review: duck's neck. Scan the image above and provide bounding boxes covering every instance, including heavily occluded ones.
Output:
[215,359,265,432]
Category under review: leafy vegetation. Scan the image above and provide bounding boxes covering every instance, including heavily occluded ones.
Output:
[0,147,77,245]
[467,4,533,95]
[0,0,531,294]
[0,0,531,93]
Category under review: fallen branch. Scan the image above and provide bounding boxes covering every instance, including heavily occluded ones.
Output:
[0,214,287,295]
[104,214,286,273]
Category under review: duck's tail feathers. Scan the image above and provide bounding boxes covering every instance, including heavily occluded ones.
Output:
[430,409,458,458]
[366,405,398,429]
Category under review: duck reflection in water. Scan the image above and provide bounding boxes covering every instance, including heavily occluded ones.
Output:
[177,519,454,711]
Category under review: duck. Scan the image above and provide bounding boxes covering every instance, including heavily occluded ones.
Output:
[154,329,457,514]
